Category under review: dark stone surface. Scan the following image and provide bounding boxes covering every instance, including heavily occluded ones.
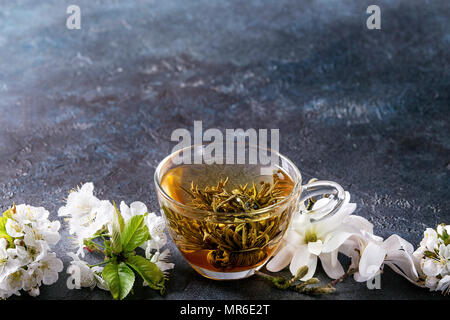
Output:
[0,0,448,300]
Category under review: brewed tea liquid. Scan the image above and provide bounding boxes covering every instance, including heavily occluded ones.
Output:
[160,164,294,204]
[159,164,295,273]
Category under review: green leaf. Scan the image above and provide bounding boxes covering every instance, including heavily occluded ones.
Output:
[424,250,437,259]
[111,204,123,254]
[2,207,14,219]
[112,201,125,232]
[104,240,112,257]
[102,262,135,300]
[121,215,149,252]
[0,216,7,230]
[0,217,14,247]
[126,255,165,293]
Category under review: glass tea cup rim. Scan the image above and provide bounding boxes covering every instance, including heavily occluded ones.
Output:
[154,143,302,218]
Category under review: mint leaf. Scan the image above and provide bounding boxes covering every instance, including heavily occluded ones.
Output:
[102,262,135,300]
[121,215,149,252]
[126,255,165,293]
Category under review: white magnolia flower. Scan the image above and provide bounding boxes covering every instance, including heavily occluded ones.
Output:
[339,229,385,282]
[267,192,356,280]
[340,229,419,283]
[382,234,419,284]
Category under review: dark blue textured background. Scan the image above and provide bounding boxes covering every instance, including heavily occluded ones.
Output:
[0,0,448,299]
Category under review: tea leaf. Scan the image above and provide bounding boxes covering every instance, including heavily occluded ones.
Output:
[164,170,293,269]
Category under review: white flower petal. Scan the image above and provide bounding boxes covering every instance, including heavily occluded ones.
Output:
[322,230,354,253]
[359,242,386,279]
[343,215,373,234]
[5,219,24,237]
[307,240,323,256]
[320,251,345,279]
[422,259,442,277]
[436,275,450,293]
[289,245,317,280]
[266,245,296,272]
[130,202,148,216]
[42,271,59,285]
[384,234,414,254]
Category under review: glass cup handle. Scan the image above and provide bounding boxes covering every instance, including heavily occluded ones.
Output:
[299,180,346,220]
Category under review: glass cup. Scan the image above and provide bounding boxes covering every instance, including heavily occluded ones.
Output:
[154,144,345,280]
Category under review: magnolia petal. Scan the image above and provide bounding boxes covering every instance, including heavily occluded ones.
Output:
[322,231,354,253]
[290,213,311,232]
[308,240,323,256]
[339,238,359,269]
[343,215,374,234]
[284,229,305,247]
[289,245,318,280]
[266,245,296,272]
[385,250,418,282]
[359,242,386,279]
[289,244,309,274]
[308,198,336,220]
[353,271,370,283]
[383,234,414,254]
[319,202,355,235]
[320,251,345,279]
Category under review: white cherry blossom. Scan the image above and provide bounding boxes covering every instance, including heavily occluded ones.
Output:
[0,204,62,299]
